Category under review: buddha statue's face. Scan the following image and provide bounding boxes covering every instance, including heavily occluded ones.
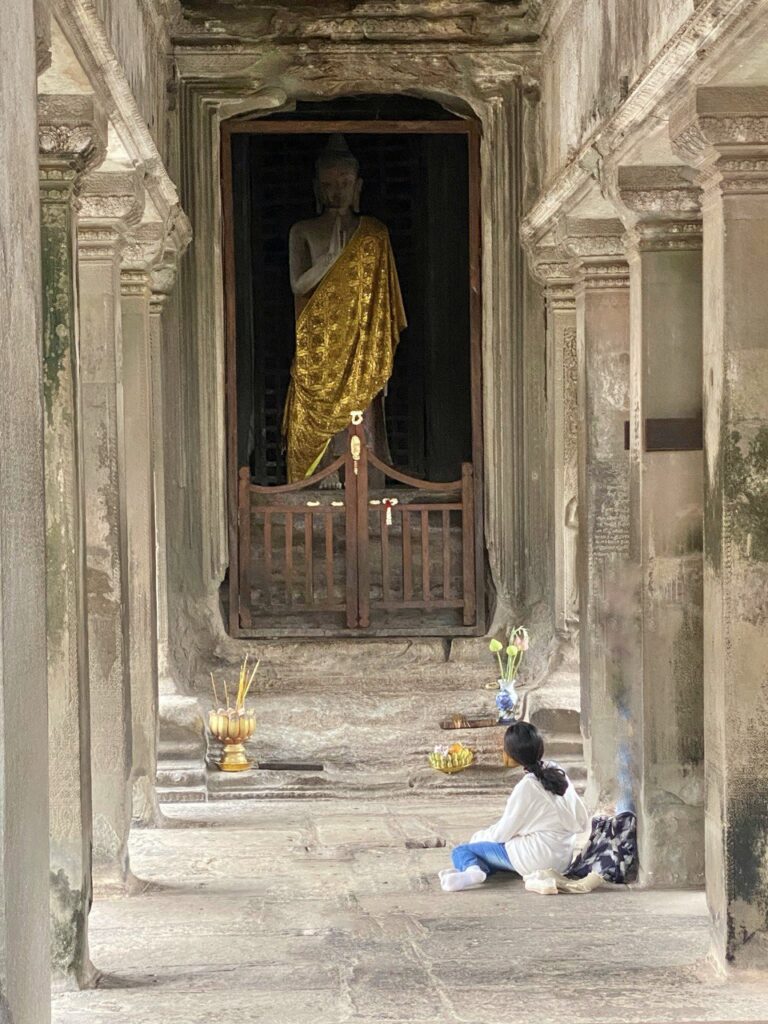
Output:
[316,160,360,213]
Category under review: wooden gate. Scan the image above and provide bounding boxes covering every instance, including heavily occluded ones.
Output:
[231,418,483,637]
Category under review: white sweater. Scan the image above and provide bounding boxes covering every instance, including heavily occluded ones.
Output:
[470,769,590,877]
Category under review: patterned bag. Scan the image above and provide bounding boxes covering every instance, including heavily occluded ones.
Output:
[567,811,638,884]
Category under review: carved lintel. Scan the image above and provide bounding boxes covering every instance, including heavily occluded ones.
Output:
[38,95,107,181]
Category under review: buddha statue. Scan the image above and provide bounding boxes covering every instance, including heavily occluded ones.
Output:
[283,134,406,485]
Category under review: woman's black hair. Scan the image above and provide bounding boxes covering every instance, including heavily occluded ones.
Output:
[503,721,568,796]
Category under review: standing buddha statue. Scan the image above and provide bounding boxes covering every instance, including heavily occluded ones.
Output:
[283,133,407,484]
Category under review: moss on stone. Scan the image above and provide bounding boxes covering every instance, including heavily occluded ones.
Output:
[725,427,768,562]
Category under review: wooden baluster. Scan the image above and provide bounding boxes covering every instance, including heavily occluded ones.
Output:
[345,424,358,628]
[421,509,430,604]
[356,433,370,628]
[402,507,412,601]
[461,463,476,625]
[325,510,334,607]
[285,510,294,609]
[442,509,451,601]
[238,469,252,628]
[381,508,390,603]
[304,510,313,607]
[264,510,272,610]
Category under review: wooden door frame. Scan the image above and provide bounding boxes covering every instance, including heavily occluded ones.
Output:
[220,115,485,637]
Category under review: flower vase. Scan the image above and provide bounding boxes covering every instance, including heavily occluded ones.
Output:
[495,678,519,723]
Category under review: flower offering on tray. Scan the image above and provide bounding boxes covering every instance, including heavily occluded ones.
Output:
[428,742,474,774]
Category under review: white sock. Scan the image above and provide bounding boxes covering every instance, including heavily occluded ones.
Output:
[440,866,487,892]
[438,868,458,882]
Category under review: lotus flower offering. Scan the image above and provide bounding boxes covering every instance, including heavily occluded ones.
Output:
[208,656,259,772]
[489,625,529,723]
[428,742,474,774]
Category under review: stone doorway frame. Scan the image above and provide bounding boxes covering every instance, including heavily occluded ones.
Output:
[220,114,485,637]
[172,46,539,632]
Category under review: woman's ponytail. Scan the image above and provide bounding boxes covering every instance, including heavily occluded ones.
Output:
[527,758,568,796]
[503,722,569,797]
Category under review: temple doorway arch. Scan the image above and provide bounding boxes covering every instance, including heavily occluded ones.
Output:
[221,96,485,637]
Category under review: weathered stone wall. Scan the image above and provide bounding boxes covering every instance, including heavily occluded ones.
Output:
[539,0,694,184]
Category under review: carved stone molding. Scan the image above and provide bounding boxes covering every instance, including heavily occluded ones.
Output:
[618,166,701,216]
[78,171,145,228]
[630,219,703,253]
[522,0,766,245]
[38,94,107,182]
[122,222,166,273]
[671,86,768,196]
[53,0,189,236]
[77,224,123,261]
[120,268,151,298]
[548,283,576,310]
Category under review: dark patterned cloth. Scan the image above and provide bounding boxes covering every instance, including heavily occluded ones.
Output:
[567,811,638,884]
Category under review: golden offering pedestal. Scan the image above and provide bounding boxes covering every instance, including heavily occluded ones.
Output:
[208,710,256,772]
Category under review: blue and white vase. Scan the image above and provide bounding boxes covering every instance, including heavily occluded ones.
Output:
[495,679,519,723]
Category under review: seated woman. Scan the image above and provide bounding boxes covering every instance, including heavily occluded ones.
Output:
[440,721,590,895]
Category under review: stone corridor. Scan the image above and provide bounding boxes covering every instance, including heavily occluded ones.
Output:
[52,796,768,1024]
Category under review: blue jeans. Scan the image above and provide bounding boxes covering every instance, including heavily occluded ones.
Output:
[451,842,516,876]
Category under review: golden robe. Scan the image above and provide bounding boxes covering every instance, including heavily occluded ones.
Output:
[283,216,407,482]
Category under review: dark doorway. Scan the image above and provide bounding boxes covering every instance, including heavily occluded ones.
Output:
[228,100,472,485]
[222,98,484,637]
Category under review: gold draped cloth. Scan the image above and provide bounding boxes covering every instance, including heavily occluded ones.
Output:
[283,216,406,482]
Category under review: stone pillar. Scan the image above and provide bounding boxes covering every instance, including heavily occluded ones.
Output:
[121,229,162,826]
[673,86,768,967]
[0,2,50,1018]
[148,259,176,697]
[619,167,705,887]
[535,252,579,637]
[77,172,143,889]
[38,94,105,988]
[563,220,636,810]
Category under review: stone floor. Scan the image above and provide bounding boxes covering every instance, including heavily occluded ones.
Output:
[52,795,768,1024]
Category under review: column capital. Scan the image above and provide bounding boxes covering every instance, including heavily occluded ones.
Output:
[38,95,107,196]
[79,171,145,228]
[528,243,576,309]
[671,86,768,196]
[558,218,630,290]
[617,167,702,252]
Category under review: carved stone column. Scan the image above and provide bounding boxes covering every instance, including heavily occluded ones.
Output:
[534,250,578,637]
[562,220,637,811]
[673,86,768,968]
[0,3,50,1018]
[77,172,143,889]
[619,167,705,887]
[38,93,105,986]
[148,242,184,698]
[121,226,163,826]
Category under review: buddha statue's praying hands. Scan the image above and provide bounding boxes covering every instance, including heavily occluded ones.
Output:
[282,134,406,485]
